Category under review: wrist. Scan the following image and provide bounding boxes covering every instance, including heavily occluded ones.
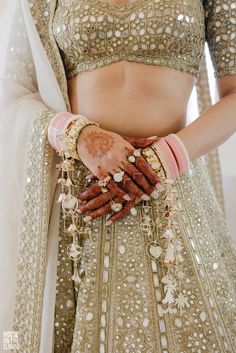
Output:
[48,112,75,151]
[47,111,100,159]
[77,124,100,144]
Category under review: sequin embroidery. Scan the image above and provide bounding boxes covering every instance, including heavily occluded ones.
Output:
[52,0,205,78]
[52,0,236,79]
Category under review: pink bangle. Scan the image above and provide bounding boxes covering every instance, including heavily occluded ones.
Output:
[48,112,87,151]
[152,134,190,179]
[153,138,179,179]
[165,134,190,175]
[48,112,73,151]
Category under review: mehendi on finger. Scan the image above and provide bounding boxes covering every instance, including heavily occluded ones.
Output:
[106,197,140,225]
[135,155,160,186]
[107,178,128,199]
[120,173,144,199]
[77,190,113,213]
[86,195,125,221]
[122,162,154,195]
[122,136,156,149]
[77,182,102,201]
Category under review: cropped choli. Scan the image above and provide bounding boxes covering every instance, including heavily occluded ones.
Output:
[52,0,236,79]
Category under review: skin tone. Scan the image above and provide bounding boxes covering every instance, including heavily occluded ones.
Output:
[66,2,236,225]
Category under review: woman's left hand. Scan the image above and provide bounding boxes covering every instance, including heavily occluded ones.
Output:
[76,136,160,225]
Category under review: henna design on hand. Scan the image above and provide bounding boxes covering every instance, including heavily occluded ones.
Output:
[77,176,129,203]
[77,182,102,202]
[135,155,160,186]
[122,136,156,149]
[122,162,154,195]
[77,190,113,214]
[107,178,129,199]
[82,130,115,158]
[86,195,125,221]
[106,197,141,225]
[120,172,147,200]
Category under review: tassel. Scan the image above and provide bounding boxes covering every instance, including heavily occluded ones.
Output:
[164,243,175,263]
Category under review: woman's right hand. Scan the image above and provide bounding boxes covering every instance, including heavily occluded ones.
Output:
[76,125,160,202]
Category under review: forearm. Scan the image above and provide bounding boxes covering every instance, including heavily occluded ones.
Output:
[176,92,236,161]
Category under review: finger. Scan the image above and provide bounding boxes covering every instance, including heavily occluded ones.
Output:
[135,155,161,187]
[122,162,154,195]
[85,173,97,181]
[122,136,157,149]
[76,190,113,213]
[84,196,125,221]
[77,182,102,201]
[107,178,131,200]
[120,172,150,201]
[106,197,140,225]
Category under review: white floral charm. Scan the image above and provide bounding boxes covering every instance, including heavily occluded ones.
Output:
[57,192,66,203]
[162,275,177,305]
[142,174,188,316]
[67,223,77,233]
[71,265,82,286]
[174,292,190,316]
[164,243,175,263]
[162,228,175,239]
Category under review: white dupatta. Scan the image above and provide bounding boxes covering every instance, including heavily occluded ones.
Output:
[0,0,226,352]
[0,0,70,352]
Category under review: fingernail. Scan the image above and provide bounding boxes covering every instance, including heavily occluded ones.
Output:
[83,216,92,222]
[86,173,94,179]
[123,194,131,201]
[130,207,137,216]
[150,190,159,199]
[105,220,112,226]
[141,194,150,201]
[156,183,164,192]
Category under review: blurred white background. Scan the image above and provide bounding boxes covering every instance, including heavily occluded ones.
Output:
[0,1,235,244]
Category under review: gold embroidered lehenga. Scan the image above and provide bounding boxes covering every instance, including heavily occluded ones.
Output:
[0,0,236,353]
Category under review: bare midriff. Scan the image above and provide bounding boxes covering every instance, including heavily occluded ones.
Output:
[67,61,195,138]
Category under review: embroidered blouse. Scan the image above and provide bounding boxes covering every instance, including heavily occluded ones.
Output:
[52,0,236,79]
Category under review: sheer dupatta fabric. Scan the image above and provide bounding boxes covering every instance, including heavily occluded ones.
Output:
[0,0,69,352]
[0,0,225,352]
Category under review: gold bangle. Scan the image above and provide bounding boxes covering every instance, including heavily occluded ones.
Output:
[142,147,166,179]
[61,117,99,160]
[151,144,170,179]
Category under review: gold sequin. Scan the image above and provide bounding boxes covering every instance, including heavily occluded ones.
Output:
[52,0,236,79]
[52,0,205,78]
[53,158,236,353]
[204,0,236,77]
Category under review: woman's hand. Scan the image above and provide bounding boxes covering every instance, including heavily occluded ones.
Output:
[77,125,160,201]
[76,129,161,225]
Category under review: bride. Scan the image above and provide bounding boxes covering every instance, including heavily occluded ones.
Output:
[0,0,236,352]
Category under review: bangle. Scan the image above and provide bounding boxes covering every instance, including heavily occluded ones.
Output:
[164,134,190,175]
[48,112,100,160]
[141,146,166,179]
[152,139,179,179]
[48,112,75,151]
[151,134,190,179]
[61,116,99,160]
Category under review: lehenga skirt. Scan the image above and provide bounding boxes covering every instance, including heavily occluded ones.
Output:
[53,157,236,353]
